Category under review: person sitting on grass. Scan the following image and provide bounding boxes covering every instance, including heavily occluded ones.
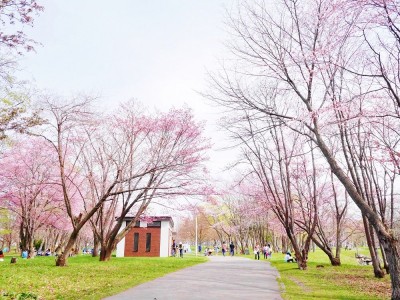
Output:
[284,252,295,263]
[0,250,4,262]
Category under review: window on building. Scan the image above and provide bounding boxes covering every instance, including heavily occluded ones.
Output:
[147,221,161,228]
[133,233,139,252]
[146,233,151,252]
[128,220,141,227]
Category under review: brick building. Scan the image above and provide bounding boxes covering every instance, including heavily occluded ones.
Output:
[116,216,174,257]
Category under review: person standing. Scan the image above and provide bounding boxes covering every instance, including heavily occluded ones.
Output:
[171,240,176,257]
[254,244,260,260]
[229,241,235,256]
[267,244,272,258]
[178,242,183,258]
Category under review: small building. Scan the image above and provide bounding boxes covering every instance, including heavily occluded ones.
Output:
[116,216,174,257]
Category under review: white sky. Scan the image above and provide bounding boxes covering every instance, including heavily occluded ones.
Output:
[18,0,238,179]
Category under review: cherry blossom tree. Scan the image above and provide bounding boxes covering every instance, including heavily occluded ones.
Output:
[0,138,65,257]
[240,124,317,269]
[34,96,121,266]
[0,0,43,53]
[86,102,210,261]
[34,97,210,265]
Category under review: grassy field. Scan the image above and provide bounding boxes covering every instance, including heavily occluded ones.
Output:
[0,253,207,300]
[243,248,391,300]
[0,248,392,300]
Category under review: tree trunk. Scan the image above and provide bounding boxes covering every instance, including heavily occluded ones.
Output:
[335,241,342,265]
[274,235,279,252]
[380,242,390,274]
[296,257,308,270]
[282,236,287,253]
[56,230,78,266]
[380,237,400,299]
[99,224,122,262]
[312,237,341,266]
[51,232,60,253]
[99,244,113,262]
[329,256,341,266]
[28,239,35,259]
[7,235,12,252]
[287,230,308,270]
[19,223,27,251]
[363,217,385,278]
[92,234,99,257]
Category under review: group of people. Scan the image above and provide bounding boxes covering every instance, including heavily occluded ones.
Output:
[36,249,52,256]
[253,244,272,260]
[171,240,184,258]
[198,242,235,257]
[82,248,95,255]
[220,241,235,256]
[172,241,236,257]
[170,239,278,261]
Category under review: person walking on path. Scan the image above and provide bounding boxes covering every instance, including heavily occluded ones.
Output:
[254,244,260,260]
[222,242,227,256]
[229,241,235,256]
[263,245,268,259]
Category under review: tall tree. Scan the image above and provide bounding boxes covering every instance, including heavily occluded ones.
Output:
[87,103,210,261]
[35,96,122,266]
[207,1,400,296]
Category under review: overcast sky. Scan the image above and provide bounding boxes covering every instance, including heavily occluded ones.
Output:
[18,0,238,180]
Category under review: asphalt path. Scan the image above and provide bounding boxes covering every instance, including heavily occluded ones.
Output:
[104,255,283,300]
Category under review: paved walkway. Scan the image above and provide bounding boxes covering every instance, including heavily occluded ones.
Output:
[104,256,282,300]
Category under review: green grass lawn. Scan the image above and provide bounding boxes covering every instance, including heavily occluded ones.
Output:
[243,248,390,300]
[0,254,207,300]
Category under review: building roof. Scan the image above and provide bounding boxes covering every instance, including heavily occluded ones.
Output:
[123,216,174,228]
